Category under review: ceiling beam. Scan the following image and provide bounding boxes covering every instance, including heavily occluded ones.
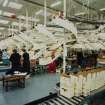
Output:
[23,0,60,11]
[67,16,105,24]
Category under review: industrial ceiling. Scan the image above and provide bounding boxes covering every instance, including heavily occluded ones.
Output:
[0,0,105,36]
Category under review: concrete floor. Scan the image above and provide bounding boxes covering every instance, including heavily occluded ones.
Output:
[0,73,59,105]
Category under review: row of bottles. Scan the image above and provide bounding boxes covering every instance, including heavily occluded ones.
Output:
[60,69,105,98]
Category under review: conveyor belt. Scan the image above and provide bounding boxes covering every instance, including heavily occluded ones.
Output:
[25,93,85,105]
[37,95,85,105]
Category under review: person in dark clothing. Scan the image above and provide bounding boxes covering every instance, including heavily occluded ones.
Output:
[77,52,83,67]
[22,49,30,74]
[6,49,21,75]
[0,49,2,61]
[92,51,98,68]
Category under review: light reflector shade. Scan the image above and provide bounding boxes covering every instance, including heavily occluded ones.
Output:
[3,11,15,17]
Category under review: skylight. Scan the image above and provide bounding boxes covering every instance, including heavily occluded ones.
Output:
[3,0,8,7]
[50,1,61,7]
[8,2,23,9]
[3,12,15,17]
[0,19,9,24]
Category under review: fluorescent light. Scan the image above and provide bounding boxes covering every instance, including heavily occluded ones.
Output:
[8,28,18,32]
[18,15,40,22]
[0,27,5,30]
[3,12,15,17]
[0,19,9,24]
[3,0,8,7]
[35,10,51,16]
[35,10,43,15]
[75,12,85,16]
[50,1,61,7]
[40,11,51,16]
[100,8,105,11]
[76,22,82,25]
[12,22,19,26]
[18,15,25,20]
[32,18,40,22]
[8,2,23,9]
[29,17,40,22]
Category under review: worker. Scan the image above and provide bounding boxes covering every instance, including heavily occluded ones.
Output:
[77,51,83,67]
[2,49,10,65]
[0,49,2,61]
[22,49,30,74]
[6,49,21,74]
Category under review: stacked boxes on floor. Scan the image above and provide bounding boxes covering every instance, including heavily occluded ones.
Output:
[60,68,105,98]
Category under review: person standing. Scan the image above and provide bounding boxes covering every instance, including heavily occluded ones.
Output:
[22,49,30,74]
[6,49,21,74]
[2,49,10,65]
[0,49,2,61]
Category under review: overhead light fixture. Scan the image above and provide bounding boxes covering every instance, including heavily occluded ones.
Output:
[35,10,51,16]
[35,10,43,15]
[2,0,8,7]
[76,22,82,25]
[8,2,23,9]
[12,22,24,26]
[3,12,15,17]
[100,8,105,11]
[40,11,51,16]
[29,17,40,22]
[8,28,18,32]
[0,19,9,24]
[0,27,5,30]
[75,12,85,16]
[32,18,40,22]
[12,22,19,26]
[50,1,61,7]
[18,15,25,20]
[18,15,40,22]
